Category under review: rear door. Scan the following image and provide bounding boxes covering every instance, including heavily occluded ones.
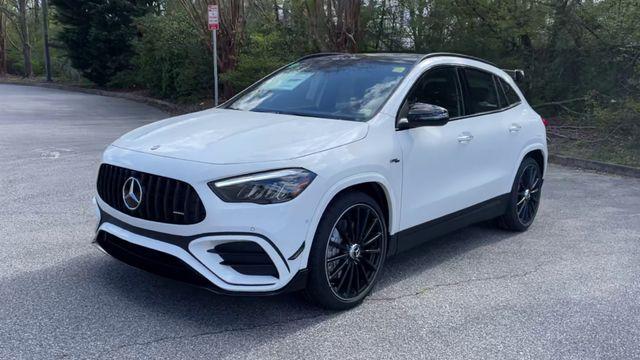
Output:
[458,67,515,198]
[496,76,528,186]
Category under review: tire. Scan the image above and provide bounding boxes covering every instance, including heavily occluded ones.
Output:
[498,157,543,231]
[304,191,388,310]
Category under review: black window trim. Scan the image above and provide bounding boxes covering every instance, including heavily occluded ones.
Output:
[395,64,465,128]
[396,63,523,129]
[453,65,522,120]
[492,75,506,108]
[497,76,522,107]
[494,75,509,108]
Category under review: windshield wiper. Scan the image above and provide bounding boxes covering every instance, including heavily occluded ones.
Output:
[228,107,358,121]
[253,109,356,121]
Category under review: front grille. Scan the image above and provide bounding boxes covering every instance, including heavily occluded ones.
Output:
[209,242,279,278]
[97,164,206,224]
[96,231,210,287]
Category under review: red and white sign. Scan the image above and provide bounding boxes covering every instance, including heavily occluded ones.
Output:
[208,5,219,30]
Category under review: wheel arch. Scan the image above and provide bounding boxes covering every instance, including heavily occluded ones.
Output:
[514,144,547,179]
[526,149,546,176]
[301,173,398,266]
[330,182,391,233]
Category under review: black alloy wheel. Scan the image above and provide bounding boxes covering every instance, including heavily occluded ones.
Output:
[498,157,543,231]
[324,203,385,301]
[516,162,542,226]
[304,191,387,310]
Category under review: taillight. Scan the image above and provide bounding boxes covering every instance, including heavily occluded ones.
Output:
[541,117,549,127]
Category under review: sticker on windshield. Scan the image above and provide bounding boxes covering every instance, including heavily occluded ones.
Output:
[392,67,406,73]
[261,72,313,91]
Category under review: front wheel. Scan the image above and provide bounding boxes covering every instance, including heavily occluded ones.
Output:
[304,192,387,310]
[498,157,543,231]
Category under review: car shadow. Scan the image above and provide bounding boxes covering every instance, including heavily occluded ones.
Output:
[1,222,522,356]
[374,221,523,293]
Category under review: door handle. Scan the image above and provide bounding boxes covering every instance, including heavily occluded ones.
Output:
[509,123,522,133]
[457,133,474,143]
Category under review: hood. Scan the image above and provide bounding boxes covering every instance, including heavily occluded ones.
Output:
[112,109,368,165]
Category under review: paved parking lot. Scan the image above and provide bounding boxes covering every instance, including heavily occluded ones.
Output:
[1,84,639,359]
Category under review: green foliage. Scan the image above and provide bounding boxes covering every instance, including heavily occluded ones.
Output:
[121,11,212,101]
[50,0,146,85]
[2,0,638,165]
[220,26,299,94]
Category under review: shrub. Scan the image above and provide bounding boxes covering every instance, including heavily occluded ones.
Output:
[128,12,212,102]
[220,28,299,94]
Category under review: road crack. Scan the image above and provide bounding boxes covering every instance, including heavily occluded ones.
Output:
[104,312,328,355]
[368,262,549,302]
[103,263,549,354]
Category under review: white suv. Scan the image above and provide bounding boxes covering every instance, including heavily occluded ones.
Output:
[93,53,547,309]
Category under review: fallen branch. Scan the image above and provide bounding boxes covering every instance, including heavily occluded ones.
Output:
[548,125,596,130]
[582,123,625,143]
[547,131,574,139]
[533,97,588,108]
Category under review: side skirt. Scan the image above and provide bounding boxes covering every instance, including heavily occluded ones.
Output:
[390,194,510,255]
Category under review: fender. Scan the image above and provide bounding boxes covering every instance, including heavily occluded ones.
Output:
[296,172,398,268]
[513,142,548,180]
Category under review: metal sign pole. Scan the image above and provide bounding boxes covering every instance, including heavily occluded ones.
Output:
[213,29,218,107]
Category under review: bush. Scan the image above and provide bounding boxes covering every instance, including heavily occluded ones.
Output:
[220,28,299,94]
[126,12,212,102]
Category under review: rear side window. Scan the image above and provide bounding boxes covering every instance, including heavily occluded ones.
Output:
[494,76,508,108]
[464,68,499,114]
[498,77,521,105]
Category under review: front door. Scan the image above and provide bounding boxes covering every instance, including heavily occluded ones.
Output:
[396,66,480,232]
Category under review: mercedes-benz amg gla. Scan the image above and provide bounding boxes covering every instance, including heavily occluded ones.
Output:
[93,53,547,309]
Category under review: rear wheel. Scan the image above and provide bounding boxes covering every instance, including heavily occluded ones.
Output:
[498,157,543,231]
[304,191,387,310]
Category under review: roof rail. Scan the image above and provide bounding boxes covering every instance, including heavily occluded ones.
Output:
[297,52,345,61]
[420,52,498,67]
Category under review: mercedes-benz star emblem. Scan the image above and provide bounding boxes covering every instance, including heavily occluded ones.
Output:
[122,177,143,211]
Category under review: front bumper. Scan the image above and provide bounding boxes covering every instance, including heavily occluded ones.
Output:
[94,204,308,294]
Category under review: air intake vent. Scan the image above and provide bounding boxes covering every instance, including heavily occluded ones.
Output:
[96,231,210,287]
[209,242,279,278]
[96,164,206,224]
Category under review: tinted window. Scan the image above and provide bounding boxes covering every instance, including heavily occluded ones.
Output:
[494,76,508,108]
[464,68,499,114]
[227,56,412,121]
[403,67,462,118]
[499,78,521,105]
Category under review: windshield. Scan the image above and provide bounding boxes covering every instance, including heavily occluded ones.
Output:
[226,56,413,121]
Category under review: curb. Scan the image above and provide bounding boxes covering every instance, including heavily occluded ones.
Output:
[1,79,182,114]
[3,80,638,178]
[549,154,640,178]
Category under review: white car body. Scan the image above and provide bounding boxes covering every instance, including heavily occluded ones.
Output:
[93,53,547,296]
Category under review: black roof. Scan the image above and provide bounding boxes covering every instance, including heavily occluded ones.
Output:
[299,52,497,67]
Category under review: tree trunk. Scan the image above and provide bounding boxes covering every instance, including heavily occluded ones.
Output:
[0,3,6,76]
[17,0,33,77]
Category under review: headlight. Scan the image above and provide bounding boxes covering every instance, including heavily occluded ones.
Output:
[209,168,316,204]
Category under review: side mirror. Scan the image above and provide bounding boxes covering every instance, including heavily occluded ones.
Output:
[397,103,449,130]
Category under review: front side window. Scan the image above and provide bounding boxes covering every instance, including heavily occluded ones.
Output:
[401,67,462,118]
[464,68,500,114]
[226,56,412,121]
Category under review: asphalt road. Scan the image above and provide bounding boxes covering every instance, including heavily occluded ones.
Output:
[1,84,639,359]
